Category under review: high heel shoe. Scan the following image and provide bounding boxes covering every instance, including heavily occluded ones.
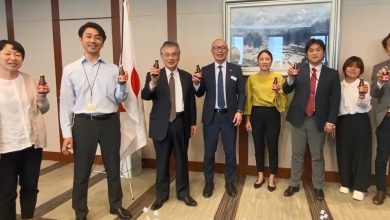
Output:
[253,178,265,189]
[267,181,276,192]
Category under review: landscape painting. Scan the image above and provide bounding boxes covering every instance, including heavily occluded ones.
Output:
[224,0,340,74]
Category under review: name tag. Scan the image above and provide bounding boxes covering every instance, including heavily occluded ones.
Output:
[230,76,237,81]
[86,103,97,111]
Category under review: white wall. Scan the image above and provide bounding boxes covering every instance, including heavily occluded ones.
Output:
[173,0,390,172]
[2,0,390,172]
[130,0,168,159]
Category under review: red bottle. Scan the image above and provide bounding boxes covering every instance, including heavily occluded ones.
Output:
[291,62,299,76]
[358,78,365,96]
[272,77,278,91]
[152,60,159,77]
[196,64,201,73]
[382,66,389,82]
[118,66,127,85]
[37,75,49,94]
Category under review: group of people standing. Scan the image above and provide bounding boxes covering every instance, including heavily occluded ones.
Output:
[1,20,390,220]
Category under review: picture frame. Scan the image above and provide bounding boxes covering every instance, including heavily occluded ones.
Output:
[224,0,341,75]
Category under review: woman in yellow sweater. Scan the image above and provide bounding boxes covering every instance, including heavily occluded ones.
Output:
[245,50,287,191]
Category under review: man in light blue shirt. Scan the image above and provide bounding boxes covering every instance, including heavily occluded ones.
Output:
[59,22,131,220]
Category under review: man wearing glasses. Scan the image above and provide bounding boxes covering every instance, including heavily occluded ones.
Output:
[192,39,245,198]
[142,41,197,210]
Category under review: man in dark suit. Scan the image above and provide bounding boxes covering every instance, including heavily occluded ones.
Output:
[282,39,341,201]
[192,39,245,198]
[370,33,390,205]
[142,41,197,210]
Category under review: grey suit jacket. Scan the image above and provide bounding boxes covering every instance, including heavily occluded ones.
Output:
[195,62,245,125]
[141,68,196,141]
[283,64,341,131]
[370,59,390,127]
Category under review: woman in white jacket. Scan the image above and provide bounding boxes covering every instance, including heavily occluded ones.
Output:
[0,39,49,220]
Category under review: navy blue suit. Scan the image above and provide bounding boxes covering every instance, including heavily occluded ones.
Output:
[196,62,245,184]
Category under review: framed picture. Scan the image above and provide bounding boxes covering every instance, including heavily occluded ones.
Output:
[224,0,341,75]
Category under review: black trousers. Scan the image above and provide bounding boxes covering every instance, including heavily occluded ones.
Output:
[0,146,42,220]
[153,116,190,200]
[72,114,123,218]
[250,106,281,174]
[336,113,372,192]
[375,116,390,191]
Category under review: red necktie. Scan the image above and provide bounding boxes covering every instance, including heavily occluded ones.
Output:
[305,68,317,116]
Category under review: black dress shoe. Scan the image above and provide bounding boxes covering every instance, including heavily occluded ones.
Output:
[373,190,386,205]
[203,182,214,198]
[283,186,299,197]
[178,196,197,206]
[150,198,167,210]
[314,189,325,201]
[253,178,265,189]
[267,182,276,192]
[110,207,132,219]
[225,183,238,197]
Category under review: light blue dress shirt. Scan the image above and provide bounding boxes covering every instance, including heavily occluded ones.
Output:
[60,56,128,137]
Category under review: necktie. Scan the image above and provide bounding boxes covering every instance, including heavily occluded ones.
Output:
[169,72,176,122]
[217,66,225,109]
[305,68,317,116]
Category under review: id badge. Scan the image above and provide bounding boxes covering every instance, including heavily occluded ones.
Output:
[86,103,97,111]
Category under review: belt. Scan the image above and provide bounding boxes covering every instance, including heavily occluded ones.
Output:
[76,113,116,120]
[214,109,228,113]
[176,112,184,118]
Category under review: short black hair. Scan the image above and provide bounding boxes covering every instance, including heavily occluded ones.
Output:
[160,41,180,54]
[381,33,390,49]
[78,22,107,42]
[342,56,364,76]
[0,39,25,60]
[305,38,326,54]
[257,49,273,62]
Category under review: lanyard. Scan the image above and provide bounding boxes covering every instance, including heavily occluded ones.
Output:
[82,61,101,103]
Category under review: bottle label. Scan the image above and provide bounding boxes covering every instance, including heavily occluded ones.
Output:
[37,85,48,94]
[382,74,389,81]
[118,75,127,84]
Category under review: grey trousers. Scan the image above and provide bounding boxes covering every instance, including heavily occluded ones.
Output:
[289,116,326,189]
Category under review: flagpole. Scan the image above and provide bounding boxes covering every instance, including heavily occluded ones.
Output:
[119,0,125,66]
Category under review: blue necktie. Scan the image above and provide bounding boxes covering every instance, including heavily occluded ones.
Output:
[217,66,225,109]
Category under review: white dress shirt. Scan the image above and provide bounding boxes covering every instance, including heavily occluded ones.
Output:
[339,79,372,115]
[149,68,184,112]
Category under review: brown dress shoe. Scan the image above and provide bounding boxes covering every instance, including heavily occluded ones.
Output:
[373,190,386,205]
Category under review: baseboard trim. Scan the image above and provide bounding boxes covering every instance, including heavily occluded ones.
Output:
[142,158,342,182]
[43,152,388,185]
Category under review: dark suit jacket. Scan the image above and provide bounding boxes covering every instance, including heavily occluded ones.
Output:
[283,64,341,131]
[141,68,196,141]
[370,59,390,127]
[196,62,245,124]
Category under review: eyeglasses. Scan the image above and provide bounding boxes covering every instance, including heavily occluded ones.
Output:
[162,52,179,58]
[212,45,228,50]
